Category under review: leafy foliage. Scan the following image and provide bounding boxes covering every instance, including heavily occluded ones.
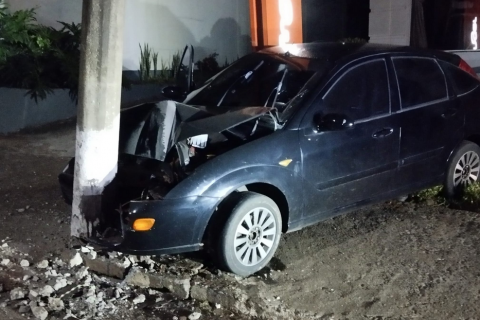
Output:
[137,43,181,84]
[0,5,82,102]
[411,185,446,205]
[462,182,480,205]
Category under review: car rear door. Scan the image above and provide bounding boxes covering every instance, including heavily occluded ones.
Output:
[300,58,400,220]
[391,56,464,187]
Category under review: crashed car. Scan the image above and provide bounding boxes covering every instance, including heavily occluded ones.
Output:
[60,43,480,276]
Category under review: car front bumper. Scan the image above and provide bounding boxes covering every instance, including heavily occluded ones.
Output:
[59,170,220,255]
[104,196,220,255]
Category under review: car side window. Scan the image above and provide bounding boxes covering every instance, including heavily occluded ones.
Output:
[439,61,479,96]
[392,57,447,109]
[322,59,390,120]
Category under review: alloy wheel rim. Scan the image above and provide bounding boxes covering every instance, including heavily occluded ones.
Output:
[453,151,480,187]
[234,207,277,267]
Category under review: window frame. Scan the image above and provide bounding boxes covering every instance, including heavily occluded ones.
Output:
[391,56,449,112]
[321,58,392,122]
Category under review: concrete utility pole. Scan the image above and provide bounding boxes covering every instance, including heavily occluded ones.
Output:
[71,0,125,238]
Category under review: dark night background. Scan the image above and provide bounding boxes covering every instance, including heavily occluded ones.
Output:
[301,0,480,50]
[301,0,370,43]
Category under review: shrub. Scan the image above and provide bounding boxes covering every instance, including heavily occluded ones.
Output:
[0,5,130,103]
[0,5,81,101]
[412,185,445,204]
[462,182,480,206]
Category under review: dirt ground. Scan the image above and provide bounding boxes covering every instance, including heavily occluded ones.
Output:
[1,123,480,319]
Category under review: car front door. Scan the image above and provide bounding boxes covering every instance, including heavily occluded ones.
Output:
[300,58,400,221]
[391,57,464,187]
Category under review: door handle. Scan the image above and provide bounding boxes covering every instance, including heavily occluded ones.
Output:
[442,108,458,118]
[372,128,394,139]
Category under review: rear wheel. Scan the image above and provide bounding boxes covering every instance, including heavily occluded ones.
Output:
[217,192,282,277]
[445,141,480,198]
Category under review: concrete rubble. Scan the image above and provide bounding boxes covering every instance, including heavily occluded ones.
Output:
[0,237,317,320]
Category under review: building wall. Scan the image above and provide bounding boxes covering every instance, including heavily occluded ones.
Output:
[6,0,82,28]
[5,0,252,70]
[123,0,252,70]
[369,0,413,45]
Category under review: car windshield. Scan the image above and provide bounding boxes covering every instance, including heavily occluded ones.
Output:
[184,53,317,121]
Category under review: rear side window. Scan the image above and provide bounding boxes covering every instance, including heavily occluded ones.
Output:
[440,61,479,96]
[392,57,447,109]
[323,59,390,120]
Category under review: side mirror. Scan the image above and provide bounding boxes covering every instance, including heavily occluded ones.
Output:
[162,85,185,101]
[314,113,354,131]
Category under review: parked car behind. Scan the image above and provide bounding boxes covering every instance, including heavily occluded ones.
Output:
[59,43,480,276]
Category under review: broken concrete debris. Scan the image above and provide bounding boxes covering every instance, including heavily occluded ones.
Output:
[132,293,146,304]
[20,259,30,267]
[10,287,26,300]
[37,260,49,269]
[29,301,48,320]
[0,241,298,320]
[69,252,83,267]
[188,312,202,320]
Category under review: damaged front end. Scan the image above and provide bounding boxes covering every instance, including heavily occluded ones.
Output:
[59,100,279,254]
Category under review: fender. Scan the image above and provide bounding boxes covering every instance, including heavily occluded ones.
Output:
[182,165,306,244]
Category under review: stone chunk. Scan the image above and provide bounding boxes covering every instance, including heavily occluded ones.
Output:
[29,302,48,320]
[70,253,83,268]
[125,267,191,299]
[20,260,30,267]
[54,278,67,290]
[83,255,127,279]
[48,297,64,311]
[37,260,49,269]
[38,285,54,297]
[133,294,146,304]
[189,312,202,320]
[10,287,26,300]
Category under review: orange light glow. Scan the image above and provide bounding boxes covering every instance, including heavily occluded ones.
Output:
[249,0,302,48]
[133,218,155,231]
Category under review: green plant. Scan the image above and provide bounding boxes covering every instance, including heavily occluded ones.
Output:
[412,185,445,204]
[137,45,181,85]
[462,182,480,205]
[139,43,152,81]
[196,53,220,78]
[152,52,158,79]
[0,6,131,102]
[170,50,181,79]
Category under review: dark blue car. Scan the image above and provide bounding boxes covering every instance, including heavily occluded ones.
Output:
[60,43,480,276]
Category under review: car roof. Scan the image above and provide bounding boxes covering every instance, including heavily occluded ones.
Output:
[260,42,459,65]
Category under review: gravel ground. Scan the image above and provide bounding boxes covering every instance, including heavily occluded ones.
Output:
[1,124,480,320]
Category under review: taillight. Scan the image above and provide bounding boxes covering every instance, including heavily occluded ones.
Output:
[459,59,479,79]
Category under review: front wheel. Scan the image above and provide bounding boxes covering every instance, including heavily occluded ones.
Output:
[218,192,282,277]
[445,141,480,198]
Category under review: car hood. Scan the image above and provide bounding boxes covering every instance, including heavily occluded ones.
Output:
[119,100,272,161]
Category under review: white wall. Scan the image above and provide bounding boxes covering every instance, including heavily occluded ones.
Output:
[6,0,82,28]
[5,0,252,70]
[369,0,412,46]
[122,0,252,70]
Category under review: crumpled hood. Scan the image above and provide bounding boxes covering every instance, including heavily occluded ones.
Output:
[119,100,272,161]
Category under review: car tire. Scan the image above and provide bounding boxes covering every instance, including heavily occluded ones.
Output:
[217,192,282,277]
[445,141,480,198]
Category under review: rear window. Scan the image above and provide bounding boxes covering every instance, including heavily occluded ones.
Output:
[440,61,479,96]
[392,57,447,109]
